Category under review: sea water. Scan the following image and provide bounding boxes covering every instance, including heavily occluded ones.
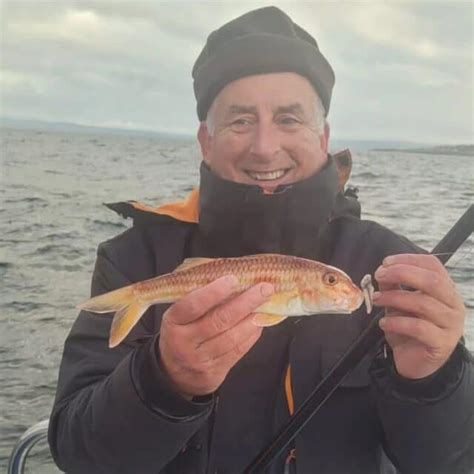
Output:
[1,128,472,471]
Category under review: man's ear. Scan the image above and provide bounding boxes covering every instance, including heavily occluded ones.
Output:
[321,123,330,154]
[197,122,212,164]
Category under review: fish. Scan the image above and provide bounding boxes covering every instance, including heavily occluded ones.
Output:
[77,253,364,348]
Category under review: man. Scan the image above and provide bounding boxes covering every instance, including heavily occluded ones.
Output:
[48,7,474,474]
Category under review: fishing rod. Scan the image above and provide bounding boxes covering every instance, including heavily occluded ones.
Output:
[244,203,474,473]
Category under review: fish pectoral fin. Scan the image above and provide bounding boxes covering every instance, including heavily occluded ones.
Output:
[173,257,215,272]
[252,313,288,327]
[109,302,149,348]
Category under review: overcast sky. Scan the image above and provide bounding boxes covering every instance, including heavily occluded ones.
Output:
[1,1,472,144]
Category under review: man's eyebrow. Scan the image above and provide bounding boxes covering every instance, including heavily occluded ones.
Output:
[225,103,306,117]
[226,105,258,116]
[275,103,305,115]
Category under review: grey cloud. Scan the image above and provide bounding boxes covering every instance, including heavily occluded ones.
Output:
[1,0,472,143]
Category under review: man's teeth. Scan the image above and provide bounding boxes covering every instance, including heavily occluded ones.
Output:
[247,169,287,181]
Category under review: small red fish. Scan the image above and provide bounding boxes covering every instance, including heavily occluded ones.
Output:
[78,254,364,348]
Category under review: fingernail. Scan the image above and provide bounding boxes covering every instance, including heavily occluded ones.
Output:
[383,256,395,266]
[379,317,387,328]
[375,267,387,279]
[372,291,381,301]
[260,283,274,297]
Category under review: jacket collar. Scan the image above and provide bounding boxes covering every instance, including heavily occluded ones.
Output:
[191,156,342,259]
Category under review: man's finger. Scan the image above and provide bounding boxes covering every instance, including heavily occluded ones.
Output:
[374,264,459,309]
[373,290,459,329]
[209,327,262,370]
[382,253,445,272]
[196,313,263,360]
[164,275,239,325]
[376,278,399,293]
[193,283,274,343]
[379,315,445,348]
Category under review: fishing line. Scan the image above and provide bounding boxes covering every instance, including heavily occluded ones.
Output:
[430,247,473,264]
[445,244,474,270]
[424,246,473,271]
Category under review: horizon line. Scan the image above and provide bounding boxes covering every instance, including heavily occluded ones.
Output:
[2,116,472,148]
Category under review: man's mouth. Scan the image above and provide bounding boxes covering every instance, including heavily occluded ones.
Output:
[245,168,291,181]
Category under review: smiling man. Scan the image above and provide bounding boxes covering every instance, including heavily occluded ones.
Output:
[198,73,329,192]
[49,7,474,474]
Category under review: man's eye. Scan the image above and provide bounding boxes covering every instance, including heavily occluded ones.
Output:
[278,116,300,125]
[230,118,253,131]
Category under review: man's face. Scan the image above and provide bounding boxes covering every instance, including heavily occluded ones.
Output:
[198,72,329,193]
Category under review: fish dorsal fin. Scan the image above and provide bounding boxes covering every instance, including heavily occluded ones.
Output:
[174,257,215,272]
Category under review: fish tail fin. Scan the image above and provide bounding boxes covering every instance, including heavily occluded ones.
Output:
[77,285,135,313]
[77,285,150,347]
[109,302,149,348]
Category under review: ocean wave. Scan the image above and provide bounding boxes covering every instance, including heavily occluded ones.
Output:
[34,243,66,255]
[40,231,76,241]
[4,196,48,205]
[48,191,73,198]
[352,171,380,179]
[48,263,84,272]
[4,222,55,235]
[88,138,107,147]
[33,315,56,322]
[3,301,54,312]
[87,218,128,230]
[181,185,195,193]
[0,261,12,277]
[32,244,84,260]
[0,238,33,244]
[44,169,64,175]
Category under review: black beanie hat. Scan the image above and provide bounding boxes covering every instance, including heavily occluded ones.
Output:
[192,6,335,121]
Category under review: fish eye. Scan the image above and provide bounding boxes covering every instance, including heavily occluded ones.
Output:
[323,272,338,286]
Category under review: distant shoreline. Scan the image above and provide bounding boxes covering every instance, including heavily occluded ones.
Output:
[373,145,473,157]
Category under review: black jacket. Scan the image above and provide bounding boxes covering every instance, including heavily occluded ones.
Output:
[49,164,474,474]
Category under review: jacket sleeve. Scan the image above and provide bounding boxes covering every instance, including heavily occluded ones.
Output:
[48,241,213,474]
[371,342,474,474]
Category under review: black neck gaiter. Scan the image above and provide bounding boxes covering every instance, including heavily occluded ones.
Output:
[191,157,340,260]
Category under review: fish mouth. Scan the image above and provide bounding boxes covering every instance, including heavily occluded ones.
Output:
[334,292,364,313]
[351,292,365,311]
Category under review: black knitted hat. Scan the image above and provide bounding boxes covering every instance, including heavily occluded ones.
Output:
[192,6,335,121]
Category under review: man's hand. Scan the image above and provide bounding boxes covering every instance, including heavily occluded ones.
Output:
[373,254,466,379]
[158,275,274,399]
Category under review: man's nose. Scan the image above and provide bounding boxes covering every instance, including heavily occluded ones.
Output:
[249,123,280,160]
